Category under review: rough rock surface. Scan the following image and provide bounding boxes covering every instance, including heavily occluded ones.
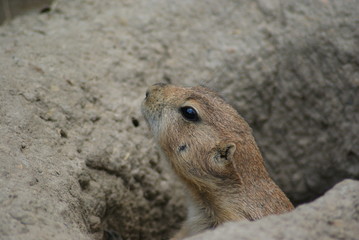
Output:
[0,0,358,240]
[188,179,359,240]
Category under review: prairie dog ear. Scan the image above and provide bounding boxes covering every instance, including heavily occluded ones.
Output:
[213,142,236,163]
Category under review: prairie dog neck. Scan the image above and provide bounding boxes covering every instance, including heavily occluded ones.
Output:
[181,150,290,223]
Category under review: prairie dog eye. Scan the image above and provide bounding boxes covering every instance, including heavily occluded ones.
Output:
[180,106,200,122]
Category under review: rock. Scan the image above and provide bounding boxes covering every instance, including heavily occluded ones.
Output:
[0,0,358,239]
[188,179,359,240]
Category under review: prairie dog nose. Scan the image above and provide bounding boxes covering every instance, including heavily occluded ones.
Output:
[145,83,168,99]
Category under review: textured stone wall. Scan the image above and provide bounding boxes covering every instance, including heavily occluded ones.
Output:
[0,0,358,239]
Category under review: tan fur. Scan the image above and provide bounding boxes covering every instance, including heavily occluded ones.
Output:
[141,83,294,239]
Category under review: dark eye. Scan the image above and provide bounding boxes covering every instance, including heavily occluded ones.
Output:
[180,106,199,121]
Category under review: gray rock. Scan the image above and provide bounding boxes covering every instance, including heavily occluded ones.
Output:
[0,0,358,239]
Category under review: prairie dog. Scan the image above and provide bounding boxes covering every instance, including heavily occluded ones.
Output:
[141,83,294,239]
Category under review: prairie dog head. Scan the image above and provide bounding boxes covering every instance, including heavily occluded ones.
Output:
[142,83,262,190]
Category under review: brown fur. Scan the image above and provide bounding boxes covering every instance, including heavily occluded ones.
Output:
[141,83,294,239]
